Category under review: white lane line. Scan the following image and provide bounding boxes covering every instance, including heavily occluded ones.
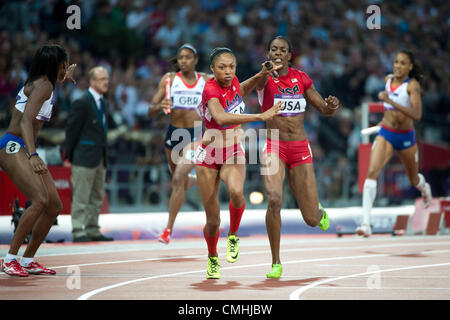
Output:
[7,237,450,258]
[289,261,450,300]
[305,286,450,291]
[1,240,449,277]
[76,249,450,300]
[77,268,207,300]
[35,240,450,269]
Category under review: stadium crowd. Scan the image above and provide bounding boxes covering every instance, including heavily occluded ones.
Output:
[0,0,448,205]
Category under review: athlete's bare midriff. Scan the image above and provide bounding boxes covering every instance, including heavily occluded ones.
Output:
[381,110,414,131]
[202,125,244,148]
[169,108,202,128]
[266,113,306,141]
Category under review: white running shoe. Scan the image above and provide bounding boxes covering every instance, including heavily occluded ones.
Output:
[355,224,372,238]
[422,183,432,208]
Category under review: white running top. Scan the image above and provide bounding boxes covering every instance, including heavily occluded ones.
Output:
[14,86,54,122]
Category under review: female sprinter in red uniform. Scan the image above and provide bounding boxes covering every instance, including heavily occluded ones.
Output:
[196,47,282,279]
[256,36,340,278]
[0,44,76,276]
[148,44,211,244]
[356,50,432,237]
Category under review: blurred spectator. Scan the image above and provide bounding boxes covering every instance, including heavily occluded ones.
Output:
[125,0,149,35]
[114,65,138,128]
[154,14,183,59]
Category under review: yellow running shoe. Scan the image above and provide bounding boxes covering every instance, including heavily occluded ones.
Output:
[266,264,282,278]
[318,202,330,231]
[226,235,240,263]
[206,256,221,279]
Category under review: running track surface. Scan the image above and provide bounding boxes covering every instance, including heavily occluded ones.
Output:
[1,234,449,300]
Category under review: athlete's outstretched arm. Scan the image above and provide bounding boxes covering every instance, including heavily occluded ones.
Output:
[207,98,282,126]
[304,84,340,116]
[378,79,422,121]
[240,62,282,97]
[147,73,172,118]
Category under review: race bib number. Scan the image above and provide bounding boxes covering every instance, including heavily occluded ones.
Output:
[172,91,202,110]
[195,145,206,162]
[6,141,20,154]
[184,149,196,162]
[274,94,306,117]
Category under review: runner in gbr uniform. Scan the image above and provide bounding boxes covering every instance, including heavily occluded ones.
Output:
[356,50,432,238]
[148,44,212,245]
[256,36,340,278]
[196,47,282,279]
[0,44,76,277]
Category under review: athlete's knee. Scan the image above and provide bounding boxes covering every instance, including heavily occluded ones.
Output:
[47,198,62,218]
[206,214,221,230]
[171,171,187,189]
[303,209,323,227]
[228,187,244,205]
[303,211,321,227]
[267,192,282,211]
[31,192,49,213]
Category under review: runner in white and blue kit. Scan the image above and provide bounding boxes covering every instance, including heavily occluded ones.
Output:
[0,44,76,277]
[356,50,433,237]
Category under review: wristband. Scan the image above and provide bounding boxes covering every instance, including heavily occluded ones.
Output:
[28,152,39,159]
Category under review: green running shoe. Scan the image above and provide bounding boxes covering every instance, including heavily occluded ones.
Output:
[226,235,240,263]
[318,202,330,231]
[206,256,221,279]
[266,264,282,279]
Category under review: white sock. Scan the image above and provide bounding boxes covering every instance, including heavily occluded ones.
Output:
[20,257,34,267]
[362,179,377,226]
[415,173,426,192]
[4,254,18,263]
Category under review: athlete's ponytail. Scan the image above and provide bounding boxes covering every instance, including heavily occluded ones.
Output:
[399,49,423,85]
